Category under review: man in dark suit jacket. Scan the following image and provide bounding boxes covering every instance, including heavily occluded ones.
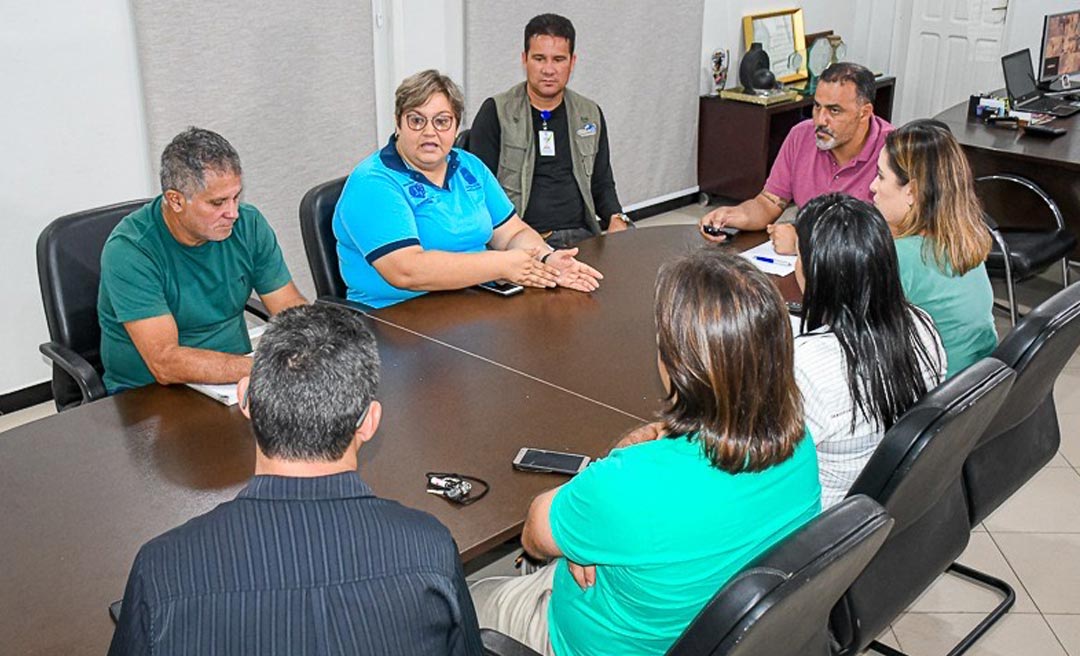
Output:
[109,304,482,656]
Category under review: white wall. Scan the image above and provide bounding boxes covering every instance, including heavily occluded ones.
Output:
[0,0,154,395]
[700,0,897,94]
[372,0,464,144]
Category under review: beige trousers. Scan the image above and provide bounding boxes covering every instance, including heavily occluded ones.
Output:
[469,562,559,656]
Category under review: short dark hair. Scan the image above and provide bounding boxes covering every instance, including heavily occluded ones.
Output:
[160,127,242,197]
[247,305,380,462]
[524,13,575,53]
[819,62,876,106]
[654,248,803,473]
[795,193,944,431]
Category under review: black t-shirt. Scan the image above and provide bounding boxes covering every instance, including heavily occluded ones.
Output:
[521,103,586,232]
[469,96,622,233]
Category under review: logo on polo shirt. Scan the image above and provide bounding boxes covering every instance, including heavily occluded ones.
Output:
[408,183,426,199]
[459,166,482,191]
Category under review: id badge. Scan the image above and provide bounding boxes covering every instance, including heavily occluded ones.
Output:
[538,130,555,156]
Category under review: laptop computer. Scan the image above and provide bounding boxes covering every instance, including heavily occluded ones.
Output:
[1002,49,1080,118]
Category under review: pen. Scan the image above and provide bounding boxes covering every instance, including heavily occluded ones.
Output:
[754,256,775,264]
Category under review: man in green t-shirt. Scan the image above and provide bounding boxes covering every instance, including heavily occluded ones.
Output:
[98,127,306,393]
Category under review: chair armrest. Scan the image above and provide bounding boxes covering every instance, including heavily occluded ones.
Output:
[244,296,270,321]
[38,341,107,403]
[480,629,543,656]
[976,174,1066,230]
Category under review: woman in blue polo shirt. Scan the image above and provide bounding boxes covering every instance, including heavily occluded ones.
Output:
[334,69,603,308]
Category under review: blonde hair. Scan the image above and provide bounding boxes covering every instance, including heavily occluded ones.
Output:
[394,69,464,125]
[884,119,990,275]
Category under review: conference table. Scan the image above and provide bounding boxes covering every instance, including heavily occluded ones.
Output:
[0,226,795,655]
[934,98,1080,259]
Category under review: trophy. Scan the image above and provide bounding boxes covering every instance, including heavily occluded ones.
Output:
[711,48,730,94]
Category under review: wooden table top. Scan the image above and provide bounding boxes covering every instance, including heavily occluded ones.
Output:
[0,225,796,654]
[373,226,798,420]
[934,98,1080,171]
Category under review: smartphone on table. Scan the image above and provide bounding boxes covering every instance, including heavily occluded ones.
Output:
[476,280,524,296]
[512,447,591,475]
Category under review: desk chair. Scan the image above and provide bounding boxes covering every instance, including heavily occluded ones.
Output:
[830,358,1016,656]
[36,200,149,411]
[37,201,272,412]
[481,496,894,656]
[455,128,471,150]
[299,176,348,300]
[976,174,1076,325]
[964,281,1080,525]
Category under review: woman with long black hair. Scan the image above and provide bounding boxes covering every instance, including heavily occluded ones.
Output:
[793,193,947,508]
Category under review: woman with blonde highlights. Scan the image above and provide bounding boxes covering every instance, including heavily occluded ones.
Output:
[871,119,996,377]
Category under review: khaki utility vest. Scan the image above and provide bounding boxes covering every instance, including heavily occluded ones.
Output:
[492,83,604,234]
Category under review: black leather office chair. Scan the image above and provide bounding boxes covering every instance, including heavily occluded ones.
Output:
[37,200,273,412]
[455,128,471,150]
[299,176,348,300]
[976,174,1076,325]
[36,200,150,411]
[964,281,1080,526]
[481,496,893,656]
[830,358,1016,656]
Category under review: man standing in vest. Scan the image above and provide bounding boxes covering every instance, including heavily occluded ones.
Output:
[469,13,631,249]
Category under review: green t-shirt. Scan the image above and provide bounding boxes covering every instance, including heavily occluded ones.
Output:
[98,196,292,392]
[895,236,997,378]
[547,432,821,656]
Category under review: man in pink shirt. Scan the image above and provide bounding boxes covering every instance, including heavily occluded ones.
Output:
[699,62,892,253]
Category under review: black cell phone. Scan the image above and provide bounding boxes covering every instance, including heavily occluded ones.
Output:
[476,280,524,296]
[786,301,803,316]
[512,447,591,475]
[702,224,739,237]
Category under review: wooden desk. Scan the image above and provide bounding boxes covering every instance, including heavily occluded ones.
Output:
[0,324,638,655]
[0,226,795,654]
[373,227,799,420]
[698,77,895,201]
[934,99,1080,258]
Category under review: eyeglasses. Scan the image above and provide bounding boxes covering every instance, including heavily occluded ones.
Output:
[404,112,455,132]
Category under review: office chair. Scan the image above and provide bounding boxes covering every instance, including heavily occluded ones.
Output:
[36,200,149,411]
[976,174,1076,325]
[481,496,894,656]
[964,281,1080,525]
[299,176,348,300]
[37,200,271,412]
[830,358,1016,656]
[455,128,471,150]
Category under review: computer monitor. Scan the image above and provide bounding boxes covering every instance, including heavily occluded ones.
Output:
[1039,10,1080,88]
[1003,49,1040,103]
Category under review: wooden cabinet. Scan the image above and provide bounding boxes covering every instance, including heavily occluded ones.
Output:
[697,77,895,201]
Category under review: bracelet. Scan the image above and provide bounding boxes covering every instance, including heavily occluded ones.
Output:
[540,251,554,264]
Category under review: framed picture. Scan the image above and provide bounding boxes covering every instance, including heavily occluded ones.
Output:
[742,8,807,83]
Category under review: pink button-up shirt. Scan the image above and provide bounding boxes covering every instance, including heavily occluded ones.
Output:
[764,115,893,206]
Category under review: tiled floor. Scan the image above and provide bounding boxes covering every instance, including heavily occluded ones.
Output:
[4,203,1079,654]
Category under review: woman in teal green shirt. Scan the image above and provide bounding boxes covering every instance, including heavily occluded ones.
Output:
[870,119,997,377]
[469,250,821,656]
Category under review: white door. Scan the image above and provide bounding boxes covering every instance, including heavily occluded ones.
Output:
[892,0,1010,124]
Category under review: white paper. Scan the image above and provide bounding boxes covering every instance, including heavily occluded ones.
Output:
[184,324,265,406]
[740,241,797,276]
[187,382,240,406]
